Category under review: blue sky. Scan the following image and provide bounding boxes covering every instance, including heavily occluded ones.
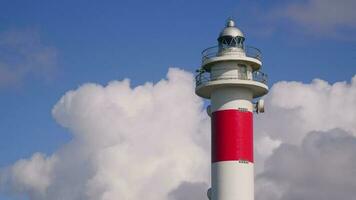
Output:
[0,1,355,199]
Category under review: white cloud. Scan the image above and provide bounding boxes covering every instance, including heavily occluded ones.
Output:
[1,68,210,200]
[254,75,356,173]
[254,75,356,199]
[0,68,355,200]
[0,153,57,199]
[256,76,356,145]
[0,29,57,87]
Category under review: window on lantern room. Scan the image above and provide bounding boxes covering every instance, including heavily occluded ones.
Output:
[222,36,233,46]
[236,37,244,48]
[236,37,241,44]
[219,36,245,48]
[230,38,237,46]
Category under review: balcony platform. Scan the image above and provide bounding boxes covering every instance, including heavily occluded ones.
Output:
[201,46,262,70]
[195,71,268,98]
[196,79,268,99]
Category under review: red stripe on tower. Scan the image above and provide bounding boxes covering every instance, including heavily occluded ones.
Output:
[212,109,253,163]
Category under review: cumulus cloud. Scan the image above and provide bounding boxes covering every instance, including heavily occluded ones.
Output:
[256,76,356,145]
[254,75,356,172]
[0,29,57,87]
[0,68,210,200]
[0,153,57,199]
[0,68,355,200]
[254,75,356,199]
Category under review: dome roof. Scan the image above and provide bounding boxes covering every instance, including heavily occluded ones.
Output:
[218,19,244,38]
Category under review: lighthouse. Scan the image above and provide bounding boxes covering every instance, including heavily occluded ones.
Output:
[195,19,268,200]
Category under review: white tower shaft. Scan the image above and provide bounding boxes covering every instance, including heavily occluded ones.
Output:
[195,19,268,200]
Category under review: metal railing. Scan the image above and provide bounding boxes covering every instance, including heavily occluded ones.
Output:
[201,45,262,63]
[195,70,268,87]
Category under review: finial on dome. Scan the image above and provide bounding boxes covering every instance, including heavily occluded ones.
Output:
[219,18,244,38]
[226,17,235,27]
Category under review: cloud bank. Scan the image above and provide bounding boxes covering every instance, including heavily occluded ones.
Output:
[1,68,355,200]
[1,68,210,200]
[254,76,356,199]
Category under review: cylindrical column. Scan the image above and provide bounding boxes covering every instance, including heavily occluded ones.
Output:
[210,87,254,200]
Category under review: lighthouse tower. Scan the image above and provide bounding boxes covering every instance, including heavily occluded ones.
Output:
[195,19,268,200]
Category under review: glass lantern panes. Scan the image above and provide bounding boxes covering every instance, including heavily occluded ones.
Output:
[218,36,245,49]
